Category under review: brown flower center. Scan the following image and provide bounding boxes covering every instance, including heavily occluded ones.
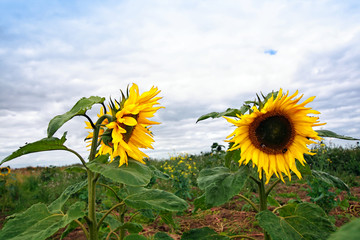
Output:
[249,112,294,154]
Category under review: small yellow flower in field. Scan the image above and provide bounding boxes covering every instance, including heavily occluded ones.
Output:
[224,89,325,183]
[178,160,184,164]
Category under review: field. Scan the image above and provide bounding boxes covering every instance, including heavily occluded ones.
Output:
[1,143,359,239]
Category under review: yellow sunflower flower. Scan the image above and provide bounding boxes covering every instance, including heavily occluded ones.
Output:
[96,83,163,166]
[0,167,10,176]
[224,89,325,183]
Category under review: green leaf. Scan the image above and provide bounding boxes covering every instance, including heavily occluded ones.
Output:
[0,202,86,240]
[193,194,212,211]
[121,222,143,233]
[267,195,281,207]
[149,165,170,180]
[196,108,243,123]
[328,217,360,240]
[48,180,87,212]
[96,212,121,230]
[159,211,176,228]
[124,234,147,240]
[256,202,335,240]
[125,188,188,212]
[197,166,249,207]
[154,232,175,240]
[310,170,350,193]
[316,130,359,140]
[1,132,68,165]
[224,147,240,169]
[296,161,312,176]
[60,221,78,240]
[86,157,152,187]
[181,227,230,240]
[47,96,105,137]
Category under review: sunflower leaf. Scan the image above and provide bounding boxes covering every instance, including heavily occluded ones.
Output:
[47,96,105,137]
[328,217,360,240]
[257,202,335,240]
[310,170,350,193]
[0,132,68,166]
[0,201,86,240]
[316,130,359,140]
[197,166,249,207]
[196,108,243,123]
[86,157,152,187]
[181,227,230,240]
[124,188,188,212]
[48,180,87,212]
[154,232,175,240]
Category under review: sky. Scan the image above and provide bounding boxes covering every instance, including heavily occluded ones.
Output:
[1,0,360,168]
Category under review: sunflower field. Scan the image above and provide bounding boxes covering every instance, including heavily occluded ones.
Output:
[1,86,360,240]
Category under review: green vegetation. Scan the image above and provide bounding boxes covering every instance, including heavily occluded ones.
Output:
[1,143,359,239]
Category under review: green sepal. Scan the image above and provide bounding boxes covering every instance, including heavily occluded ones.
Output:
[1,132,68,166]
[256,202,335,240]
[47,96,105,137]
[181,227,230,240]
[197,166,249,207]
[316,130,359,140]
[0,201,86,240]
[86,156,152,187]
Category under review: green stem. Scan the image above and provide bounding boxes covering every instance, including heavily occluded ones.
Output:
[74,219,90,240]
[265,178,281,198]
[258,171,271,240]
[97,202,125,230]
[237,194,259,213]
[88,170,98,240]
[97,183,122,202]
[65,147,89,169]
[87,115,111,240]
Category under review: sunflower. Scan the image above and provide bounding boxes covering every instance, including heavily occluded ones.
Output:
[224,89,325,183]
[94,83,163,166]
[0,167,10,176]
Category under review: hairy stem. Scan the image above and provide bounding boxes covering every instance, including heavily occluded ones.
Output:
[237,194,259,213]
[97,202,125,230]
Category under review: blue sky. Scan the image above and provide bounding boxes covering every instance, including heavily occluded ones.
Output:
[1,0,360,168]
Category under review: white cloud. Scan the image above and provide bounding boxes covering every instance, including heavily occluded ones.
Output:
[1,0,360,168]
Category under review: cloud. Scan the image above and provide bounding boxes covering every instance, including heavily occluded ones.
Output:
[1,0,360,167]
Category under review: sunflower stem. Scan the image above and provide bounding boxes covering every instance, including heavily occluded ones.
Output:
[265,178,281,198]
[258,171,271,240]
[237,194,259,213]
[87,114,112,240]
